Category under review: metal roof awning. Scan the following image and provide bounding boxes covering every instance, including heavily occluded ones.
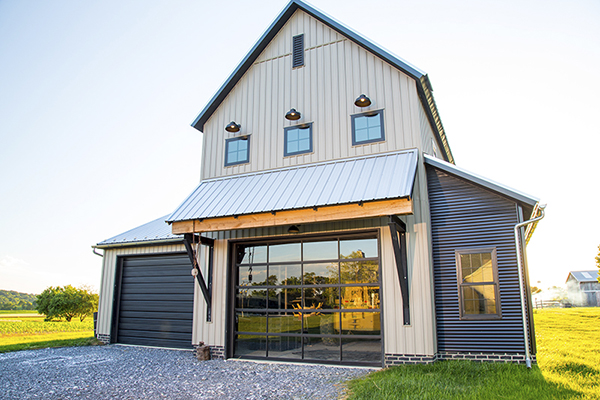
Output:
[168,149,419,234]
[94,215,181,249]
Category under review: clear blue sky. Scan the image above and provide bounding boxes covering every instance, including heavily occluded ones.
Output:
[1,0,598,294]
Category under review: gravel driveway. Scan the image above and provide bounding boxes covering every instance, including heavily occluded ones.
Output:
[0,345,373,399]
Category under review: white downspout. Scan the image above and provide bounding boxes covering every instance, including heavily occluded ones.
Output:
[514,204,545,368]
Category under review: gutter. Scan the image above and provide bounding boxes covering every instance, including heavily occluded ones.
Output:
[514,204,545,368]
[92,238,183,250]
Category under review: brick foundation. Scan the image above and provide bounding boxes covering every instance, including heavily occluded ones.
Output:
[193,344,225,360]
[384,352,536,366]
[437,352,536,364]
[96,333,111,344]
[385,353,437,366]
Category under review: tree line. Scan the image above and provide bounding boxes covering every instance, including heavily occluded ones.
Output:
[0,290,37,310]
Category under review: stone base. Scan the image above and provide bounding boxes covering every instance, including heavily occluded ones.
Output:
[96,333,111,344]
[193,344,225,360]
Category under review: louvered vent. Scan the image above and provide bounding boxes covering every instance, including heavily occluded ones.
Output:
[292,34,304,68]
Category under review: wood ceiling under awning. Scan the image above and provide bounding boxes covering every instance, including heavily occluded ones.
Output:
[171,197,412,234]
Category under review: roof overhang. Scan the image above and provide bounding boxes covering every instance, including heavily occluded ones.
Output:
[171,198,412,234]
[191,0,454,164]
[168,149,418,234]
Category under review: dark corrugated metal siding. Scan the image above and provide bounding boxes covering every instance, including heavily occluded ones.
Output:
[427,167,529,353]
[114,254,194,349]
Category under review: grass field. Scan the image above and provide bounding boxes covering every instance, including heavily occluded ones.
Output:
[0,312,99,353]
[347,308,600,400]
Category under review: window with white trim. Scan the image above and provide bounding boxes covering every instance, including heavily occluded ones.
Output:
[456,248,501,319]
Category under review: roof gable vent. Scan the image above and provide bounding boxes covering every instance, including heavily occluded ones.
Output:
[292,34,304,68]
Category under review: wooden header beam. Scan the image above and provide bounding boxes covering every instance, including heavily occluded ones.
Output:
[172,198,412,234]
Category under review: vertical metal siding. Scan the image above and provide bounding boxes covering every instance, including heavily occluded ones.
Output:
[201,10,425,181]
[426,167,527,353]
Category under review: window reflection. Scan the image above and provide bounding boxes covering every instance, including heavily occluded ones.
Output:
[268,336,302,359]
[238,245,267,264]
[342,338,381,362]
[303,312,339,335]
[304,337,340,361]
[341,287,379,309]
[340,238,377,258]
[269,243,301,262]
[235,334,266,357]
[304,287,339,309]
[238,265,267,286]
[303,240,338,261]
[340,260,378,284]
[268,313,302,334]
[304,262,338,285]
[462,285,497,314]
[338,312,381,335]
[267,288,301,310]
[269,264,301,286]
[236,312,266,333]
[236,289,267,309]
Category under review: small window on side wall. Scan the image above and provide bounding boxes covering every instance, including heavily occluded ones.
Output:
[351,110,384,145]
[456,248,501,319]
[284,123,312,156]
[225,136,250,167]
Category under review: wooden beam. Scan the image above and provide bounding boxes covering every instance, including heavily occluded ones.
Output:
[171,198,412,234]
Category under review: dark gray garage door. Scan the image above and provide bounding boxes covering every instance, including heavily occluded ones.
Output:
[113,253,194,349]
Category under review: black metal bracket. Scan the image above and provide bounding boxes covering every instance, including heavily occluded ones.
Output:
[388,215,410,325]
[183,233,214,322]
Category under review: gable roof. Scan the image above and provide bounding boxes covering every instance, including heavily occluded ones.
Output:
[94,215,182,249]
[191,0,454,164]
[167,149,418,223]
[567,270,599,283]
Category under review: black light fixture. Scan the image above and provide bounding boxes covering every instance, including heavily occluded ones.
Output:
[288,225,300,234]
[354,94,371,107]
[285,108,301,121]
[225,121,241,133]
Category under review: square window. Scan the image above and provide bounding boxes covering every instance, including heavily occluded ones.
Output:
[351,111,384,145]
[284,124,313,156]
[456,248,501,319]
[225,136,250,166]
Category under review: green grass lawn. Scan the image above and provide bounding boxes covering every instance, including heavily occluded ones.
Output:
[0,313,100,353]
[346,308,600,400]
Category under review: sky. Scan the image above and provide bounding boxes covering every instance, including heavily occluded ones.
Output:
[0,0,598,295]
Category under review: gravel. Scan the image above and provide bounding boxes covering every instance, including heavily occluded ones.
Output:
[0,345,373,399]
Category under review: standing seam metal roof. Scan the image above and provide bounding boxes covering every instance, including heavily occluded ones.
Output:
[167,149,419,223]
[95,215,181,248]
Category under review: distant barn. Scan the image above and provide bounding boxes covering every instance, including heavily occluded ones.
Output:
[566,271,600,307]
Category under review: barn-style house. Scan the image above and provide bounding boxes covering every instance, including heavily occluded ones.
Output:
[94,0,543,368]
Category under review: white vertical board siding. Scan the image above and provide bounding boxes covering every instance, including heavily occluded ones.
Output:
[201,10,426,180]
[96,244,186,338]
[380,171,436,356]
[419,104,439,157]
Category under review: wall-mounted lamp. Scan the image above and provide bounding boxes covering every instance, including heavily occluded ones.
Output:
[285,108,301,121]
[288,225,300,234]
[225,121,241,133]
[354,94,372,107]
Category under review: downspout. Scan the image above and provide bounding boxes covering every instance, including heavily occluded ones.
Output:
[514,204,545,368]
[92,248,103,257]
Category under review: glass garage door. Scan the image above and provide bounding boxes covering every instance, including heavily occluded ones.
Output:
[232,234,382,366]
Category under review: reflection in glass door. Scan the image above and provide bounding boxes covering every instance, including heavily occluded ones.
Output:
[232,234,382,366]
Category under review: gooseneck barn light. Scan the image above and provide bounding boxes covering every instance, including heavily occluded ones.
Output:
[285,108,301,120]
[354,94,371,107]
[225,121,241,133]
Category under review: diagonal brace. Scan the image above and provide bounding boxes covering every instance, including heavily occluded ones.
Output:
[388,216,410,325]
[184,233,213,321]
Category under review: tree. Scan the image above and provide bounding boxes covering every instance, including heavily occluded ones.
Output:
[36,285,98,322]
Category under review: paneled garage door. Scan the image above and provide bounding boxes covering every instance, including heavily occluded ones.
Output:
[113,253,194,349]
